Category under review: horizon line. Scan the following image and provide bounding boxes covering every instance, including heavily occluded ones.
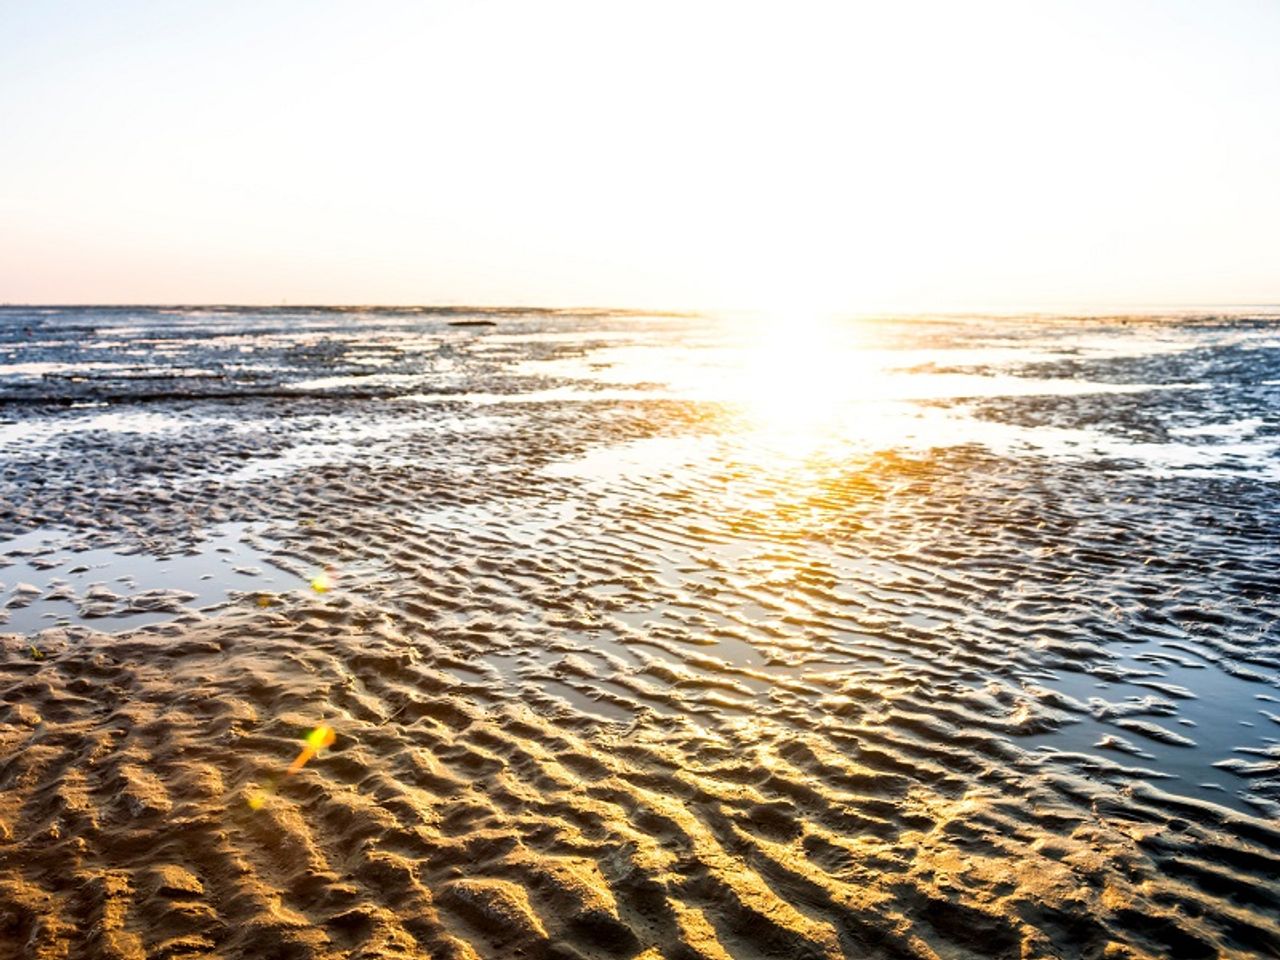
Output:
[3,301,1280,316]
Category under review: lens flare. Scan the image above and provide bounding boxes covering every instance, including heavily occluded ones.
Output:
[246,724,337,810]
[290,724,337,773]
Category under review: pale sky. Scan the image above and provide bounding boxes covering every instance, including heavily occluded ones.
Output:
[1,0,1278,311]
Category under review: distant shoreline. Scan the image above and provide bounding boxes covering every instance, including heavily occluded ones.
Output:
[1,303,1279,318]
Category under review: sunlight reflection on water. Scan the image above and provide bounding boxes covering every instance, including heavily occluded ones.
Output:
[518,315,1280,480]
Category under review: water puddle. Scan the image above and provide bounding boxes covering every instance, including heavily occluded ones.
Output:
[0,410,195,450]
[0,522,302,635]
[1020,644,1280,815]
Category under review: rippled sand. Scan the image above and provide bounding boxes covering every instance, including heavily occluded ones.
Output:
[1,308,1278,959]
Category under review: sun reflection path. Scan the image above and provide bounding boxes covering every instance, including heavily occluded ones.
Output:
[723,313,908,464]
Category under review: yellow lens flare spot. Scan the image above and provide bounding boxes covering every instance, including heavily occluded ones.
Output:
[285,725,337,777]
[306,725,337,750]
[246,725,337,812]
[310,570,333,593]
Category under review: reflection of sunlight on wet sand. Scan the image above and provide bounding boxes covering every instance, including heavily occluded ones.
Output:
[701,313,888,541]
[739,315,849,434]
[728,314,906,463]
[513,314,1273,488]
[732,316,849,450]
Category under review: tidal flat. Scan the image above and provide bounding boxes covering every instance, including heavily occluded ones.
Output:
[0,307,1277,959]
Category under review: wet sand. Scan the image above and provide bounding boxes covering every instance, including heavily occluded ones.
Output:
[1,307,1278,959]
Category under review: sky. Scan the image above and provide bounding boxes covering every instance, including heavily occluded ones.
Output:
[1,0,1278,311]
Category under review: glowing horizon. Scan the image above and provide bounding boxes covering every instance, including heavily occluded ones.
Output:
[2,1,1278,310]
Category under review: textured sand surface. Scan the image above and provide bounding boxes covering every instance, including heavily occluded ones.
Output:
[1,308,1278,959]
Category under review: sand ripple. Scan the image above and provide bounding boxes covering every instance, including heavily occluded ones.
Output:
[1,308,1278,959]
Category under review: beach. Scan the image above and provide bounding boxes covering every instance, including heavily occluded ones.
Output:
[1,307,1277,959]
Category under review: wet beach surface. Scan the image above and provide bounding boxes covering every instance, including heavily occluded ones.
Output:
[0,306,1278,959]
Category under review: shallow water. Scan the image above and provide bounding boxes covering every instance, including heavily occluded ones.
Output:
[0,523,302,634]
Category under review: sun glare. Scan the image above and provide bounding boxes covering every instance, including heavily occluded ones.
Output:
[729,312,886,457]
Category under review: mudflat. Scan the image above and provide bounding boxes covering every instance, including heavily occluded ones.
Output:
[0,307,1277,959]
